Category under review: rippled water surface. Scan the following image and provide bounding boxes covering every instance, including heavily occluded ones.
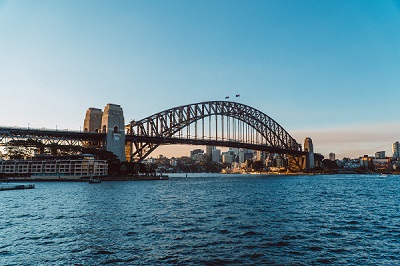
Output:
[1,174,400,265]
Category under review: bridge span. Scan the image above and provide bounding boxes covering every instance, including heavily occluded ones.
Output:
[0,101,310,170]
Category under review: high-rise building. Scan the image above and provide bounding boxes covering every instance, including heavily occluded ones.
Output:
[256,151,266,162]
[329,153,335,161]
[304,137,314,169]
[238,149,253,163]
[275,154,284,167]
[229,147,239,155]
[304,137,314,152]
[205,146,215,155]
[222,152,234,163]
[375,151,385,159]
[393,142,400,158]
[212,149,221,163]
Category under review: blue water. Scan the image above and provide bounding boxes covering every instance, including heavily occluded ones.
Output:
[1,174,400,265]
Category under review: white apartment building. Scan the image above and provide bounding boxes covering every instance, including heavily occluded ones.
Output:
[0,158,108,179]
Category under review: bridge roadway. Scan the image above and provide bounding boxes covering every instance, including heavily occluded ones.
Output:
[0,126,306,156]
[0,126,104,146]
[126,135,307,156]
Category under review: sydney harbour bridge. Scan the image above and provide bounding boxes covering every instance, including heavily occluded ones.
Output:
[0,101,309,171]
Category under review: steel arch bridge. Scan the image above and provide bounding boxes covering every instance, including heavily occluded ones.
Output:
[125,101,305,162]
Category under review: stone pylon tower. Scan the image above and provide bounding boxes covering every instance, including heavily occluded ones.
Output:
[101,104,126,161]
[84,108,103,133]
[84,104,126,161]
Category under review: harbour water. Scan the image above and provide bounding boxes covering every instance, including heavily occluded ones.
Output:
[1,174,400,265]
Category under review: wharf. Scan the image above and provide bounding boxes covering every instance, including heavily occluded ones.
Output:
[0,183,35,191]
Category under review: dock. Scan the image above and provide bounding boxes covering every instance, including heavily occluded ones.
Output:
[0,183,35,191]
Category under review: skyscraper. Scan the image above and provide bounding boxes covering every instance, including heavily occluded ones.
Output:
[375,151,385,159]
[304,137,314,169]
[392,141,400,158]
[205,146,215,155]
[212,149,221,163]
[304,137,314,152]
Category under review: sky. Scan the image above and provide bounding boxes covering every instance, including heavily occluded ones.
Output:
[1,0,400,159]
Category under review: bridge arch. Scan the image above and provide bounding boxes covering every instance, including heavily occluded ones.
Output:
[126,101,302,162]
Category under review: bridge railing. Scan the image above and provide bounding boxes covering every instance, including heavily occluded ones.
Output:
[0,126,85,133]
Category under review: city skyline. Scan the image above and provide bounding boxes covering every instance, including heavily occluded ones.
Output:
[1,1,400,160]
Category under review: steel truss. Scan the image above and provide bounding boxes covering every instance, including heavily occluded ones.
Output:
[126,101,304,162]
[0,127,105,151]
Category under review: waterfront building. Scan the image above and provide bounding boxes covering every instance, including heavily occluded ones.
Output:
[0,157,108,179]
[392,142,400,158]
[373,157,391,172]
[375,151,385,159]
[360,155,373,169]
[329,153,335,161]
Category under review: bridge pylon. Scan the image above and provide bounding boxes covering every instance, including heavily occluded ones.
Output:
[84,104,126,161]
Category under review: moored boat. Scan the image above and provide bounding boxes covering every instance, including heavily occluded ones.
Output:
[0,183,35,191]
[88,178,101,183]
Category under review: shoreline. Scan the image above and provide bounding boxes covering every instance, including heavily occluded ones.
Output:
[0,175,169,182]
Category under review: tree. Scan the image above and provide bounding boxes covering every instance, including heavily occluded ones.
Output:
[322,159,338,170]
[252,160,264,171]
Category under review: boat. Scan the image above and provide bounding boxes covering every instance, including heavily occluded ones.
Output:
[88,178,101,183]
[159,175,169,180]
[0,183,35,191]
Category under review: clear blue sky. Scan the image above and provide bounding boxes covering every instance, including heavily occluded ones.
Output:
[1,0,400,159]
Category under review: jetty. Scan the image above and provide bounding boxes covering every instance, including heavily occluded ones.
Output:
[0,183,35,191]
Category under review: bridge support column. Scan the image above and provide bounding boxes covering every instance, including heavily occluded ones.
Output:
[101,104,126,161]
[84,104,126,160]
[125,141,132,162]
